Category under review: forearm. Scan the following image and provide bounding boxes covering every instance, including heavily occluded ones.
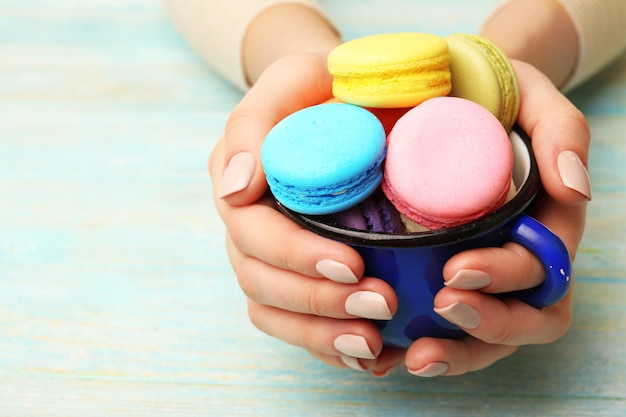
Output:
[243,4,341,85]
[479,0,578,89]
[481,0,626,91]
[164,0,339,90]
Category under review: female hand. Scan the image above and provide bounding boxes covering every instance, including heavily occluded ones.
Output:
[400,61,590,376]
[211,53,394,371]
[210,55,591,376]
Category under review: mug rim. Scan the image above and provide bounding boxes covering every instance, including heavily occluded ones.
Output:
[276,126,540,248]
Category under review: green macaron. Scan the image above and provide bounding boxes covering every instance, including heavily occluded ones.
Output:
[445,33,520,132]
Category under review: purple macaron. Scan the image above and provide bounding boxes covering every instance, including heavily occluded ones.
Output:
[324,190,404,233]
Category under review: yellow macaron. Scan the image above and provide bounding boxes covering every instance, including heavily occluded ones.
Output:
[327,33,452,109]
[444,33,520,132]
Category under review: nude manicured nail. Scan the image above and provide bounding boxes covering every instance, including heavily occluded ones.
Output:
[434,302,482,329]
[408,362,449,378]
[218,152,256,198]
[445,269,492,290]
[557,150,592,200]
[316,259,358,284]
[345,291,393,320]
[333,334,376,359]
[340,355,367,372]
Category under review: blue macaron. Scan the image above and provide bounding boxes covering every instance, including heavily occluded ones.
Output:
[261,103,386,215]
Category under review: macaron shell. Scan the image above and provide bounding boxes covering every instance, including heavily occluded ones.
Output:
[328,33,451,108]
[262,103,386,215]
[367,189,405,233]
[326,205,368,230]
[324,190,404,233]
[445,34,520,132]
[382,97,513,229]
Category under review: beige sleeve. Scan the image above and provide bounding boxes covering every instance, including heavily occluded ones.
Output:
[486,0,626,91]
[558,0,626,91]
[164,0,331,91]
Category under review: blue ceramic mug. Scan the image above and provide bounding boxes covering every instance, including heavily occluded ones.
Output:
[278,128,572,348]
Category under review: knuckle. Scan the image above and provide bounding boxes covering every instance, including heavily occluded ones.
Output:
[246,300,268,334]
[545,305,573,343]
[300,326,319,350]
[481,301,517,345]
[281,227,319,276]
[235,271,259,302]
[485,322,515,345]
[224,106,259,135]
[304,283,330,318]
[230,256,262,302]
[553,108,591,149]
[502,243,545,290]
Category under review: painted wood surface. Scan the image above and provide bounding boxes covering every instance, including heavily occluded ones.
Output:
[1,1,625,415]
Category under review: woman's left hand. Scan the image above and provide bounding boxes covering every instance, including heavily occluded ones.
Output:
[395,60,590,377]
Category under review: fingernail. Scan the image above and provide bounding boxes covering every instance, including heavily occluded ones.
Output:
[445,269,492,290]
[372,367,395,378]
[334,334,376,359]
[434,302,482,329]
[345,291,393,320]
[340,355,367,372]
[557,150,592,200]
[408,362,449,377]
[218,152,256,199]
[316,259,358,284]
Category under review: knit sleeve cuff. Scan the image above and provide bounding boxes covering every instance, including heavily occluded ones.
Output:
[166,0,333,91]
[556,0,626,91]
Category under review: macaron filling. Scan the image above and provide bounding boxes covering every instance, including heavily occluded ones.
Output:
[382,177,511,229]
[328,32,452,108]
[266,160,384,215]
[330,54,452,108]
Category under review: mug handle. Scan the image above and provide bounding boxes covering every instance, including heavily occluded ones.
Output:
[505,214,572,308]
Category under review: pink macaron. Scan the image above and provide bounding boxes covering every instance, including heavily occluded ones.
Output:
[382,96,513,230]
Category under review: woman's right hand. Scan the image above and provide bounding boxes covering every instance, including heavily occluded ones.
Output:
[209,53,402,372]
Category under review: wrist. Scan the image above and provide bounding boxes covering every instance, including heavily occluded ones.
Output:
[479,0,578,89]
[243,4,341,85]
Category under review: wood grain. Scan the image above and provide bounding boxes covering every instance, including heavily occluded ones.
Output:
[1,1,625,416]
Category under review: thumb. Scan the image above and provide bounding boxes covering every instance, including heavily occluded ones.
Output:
[217,53,334,206]
[513,60,592,205]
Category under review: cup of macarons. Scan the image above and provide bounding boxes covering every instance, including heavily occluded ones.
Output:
[261,33,572,348]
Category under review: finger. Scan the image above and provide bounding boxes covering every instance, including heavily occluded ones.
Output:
[513,60,592,204]
[307,349,369,372]
[443,242,545,292]
[526,190,587,260]
[405,336,518,377]
[228,236,397,320]
[308,346,407,374]
[443,194,586,292]
[222,200,365,283]
[247,299,383,360]
[433,287,573,346]
[362,347,407,377]
[212,137,366,283]
[218,53,334,205]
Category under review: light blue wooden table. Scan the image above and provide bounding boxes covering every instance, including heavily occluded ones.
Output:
[1,1,625,415]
